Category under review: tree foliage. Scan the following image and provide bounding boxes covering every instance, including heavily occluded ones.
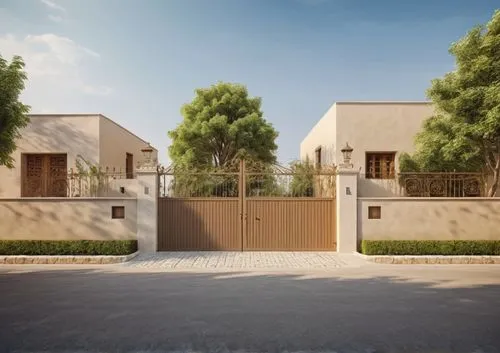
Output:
[400,10,500,196]
[0,55,30,168]
[168,82,278,169]
[290,157,315,197]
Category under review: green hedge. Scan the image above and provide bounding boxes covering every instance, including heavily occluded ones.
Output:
[0,240,137,256]
[361,240,500,256]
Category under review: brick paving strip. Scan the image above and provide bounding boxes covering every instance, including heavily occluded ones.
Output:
[2,251,498,266]
[0,251,139,265]
[123,252,367,270]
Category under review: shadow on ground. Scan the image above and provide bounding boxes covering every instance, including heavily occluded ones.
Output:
[0,269,499,352]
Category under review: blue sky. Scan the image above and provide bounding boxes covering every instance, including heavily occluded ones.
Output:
[0,0,498,165]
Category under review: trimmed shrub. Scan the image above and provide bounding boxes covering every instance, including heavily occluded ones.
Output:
[0,240,138,256]
[361,240,500,256]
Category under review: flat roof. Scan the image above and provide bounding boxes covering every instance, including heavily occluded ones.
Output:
[335,101,432,104]
[28,113,158,151]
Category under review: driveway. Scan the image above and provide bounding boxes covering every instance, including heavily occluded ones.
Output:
[1,263,499,352]
[125,251,368,270]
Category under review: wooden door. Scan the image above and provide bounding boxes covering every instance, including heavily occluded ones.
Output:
[22,154,68,197]
[46,154,68,197]
[126,153,134,179]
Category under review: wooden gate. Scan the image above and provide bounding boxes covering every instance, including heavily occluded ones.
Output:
[157,160,336,251]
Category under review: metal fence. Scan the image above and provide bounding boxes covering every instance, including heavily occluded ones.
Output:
[157,161,336,198]
[66,168,133,197]
[398,172,485,197]
[243,172,336,197]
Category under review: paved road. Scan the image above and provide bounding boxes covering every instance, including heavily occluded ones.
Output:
[1,263,500,353]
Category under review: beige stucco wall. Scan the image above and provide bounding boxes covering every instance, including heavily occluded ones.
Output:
[336,102,434,197]
[99,116,158,175]
[105,179,140,197]
[0,115,100,198]
[358,198,500,241]
[0,114,157,198]
[301,102,435,197]
[0,198,137,240]
[300,103,337,165]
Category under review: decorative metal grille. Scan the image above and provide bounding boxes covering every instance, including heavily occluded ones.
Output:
[399,172,484,197]
[158,159,336,198]
[67,167,131,197]
[22,153,133,197]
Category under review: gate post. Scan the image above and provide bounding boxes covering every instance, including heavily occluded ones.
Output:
[136,158,158,253]
[239,159,247,251]
[336,168,358,253]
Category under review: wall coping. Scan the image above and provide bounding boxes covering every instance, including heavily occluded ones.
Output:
[136,168,158,175]
[0,197,137,201]
[336,101,431,105]
[337,169,359,175]
[358,197,500,201]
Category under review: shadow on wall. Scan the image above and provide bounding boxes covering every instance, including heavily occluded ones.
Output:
[358,176,402,197]
[0,200,136,241]
[0,269,499,352]
[105,179,139,197]
[396,202,500,239]
[440,202,500,239]
[21,117,99,164]
[157,199,239,251]
[358,199,500,242]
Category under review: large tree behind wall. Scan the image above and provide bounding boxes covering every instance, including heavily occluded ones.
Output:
[169,82,278,169]
[168,82,279,196]
[400,10,500,196]
[0,55,30,168]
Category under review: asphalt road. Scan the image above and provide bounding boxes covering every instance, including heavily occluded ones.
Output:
[1,265,500,353]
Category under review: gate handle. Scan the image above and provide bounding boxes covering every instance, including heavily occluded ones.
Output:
[255,216,260,221]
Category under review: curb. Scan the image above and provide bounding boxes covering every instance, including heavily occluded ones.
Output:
[355,252,500,264]
[0,251,139,265]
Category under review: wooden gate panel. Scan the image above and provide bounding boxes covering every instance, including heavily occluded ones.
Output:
[158,198,241,251]
[245,198,336,251]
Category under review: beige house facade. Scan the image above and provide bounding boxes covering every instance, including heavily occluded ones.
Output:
[300,102,435,196]
[0,114,158,198]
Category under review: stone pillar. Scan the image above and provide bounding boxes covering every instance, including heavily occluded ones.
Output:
[336,168,359,253]
[136,164,158,253]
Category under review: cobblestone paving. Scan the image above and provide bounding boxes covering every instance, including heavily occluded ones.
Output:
[125,252,365,270]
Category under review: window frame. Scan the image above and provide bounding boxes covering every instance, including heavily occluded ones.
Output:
[315,146,322,169]
[365,151,396,180]
[126,153,134,179]
[368,206,382,219]
[112,206,125,219]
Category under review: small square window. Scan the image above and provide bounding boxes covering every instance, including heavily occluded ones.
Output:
[112,206,125,219]
[368,206,381,219]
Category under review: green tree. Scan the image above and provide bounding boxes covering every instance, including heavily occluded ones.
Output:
[0,55,30,168]
[290,157,315,197]
[168,82,278,169]
[400,10,500,196]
